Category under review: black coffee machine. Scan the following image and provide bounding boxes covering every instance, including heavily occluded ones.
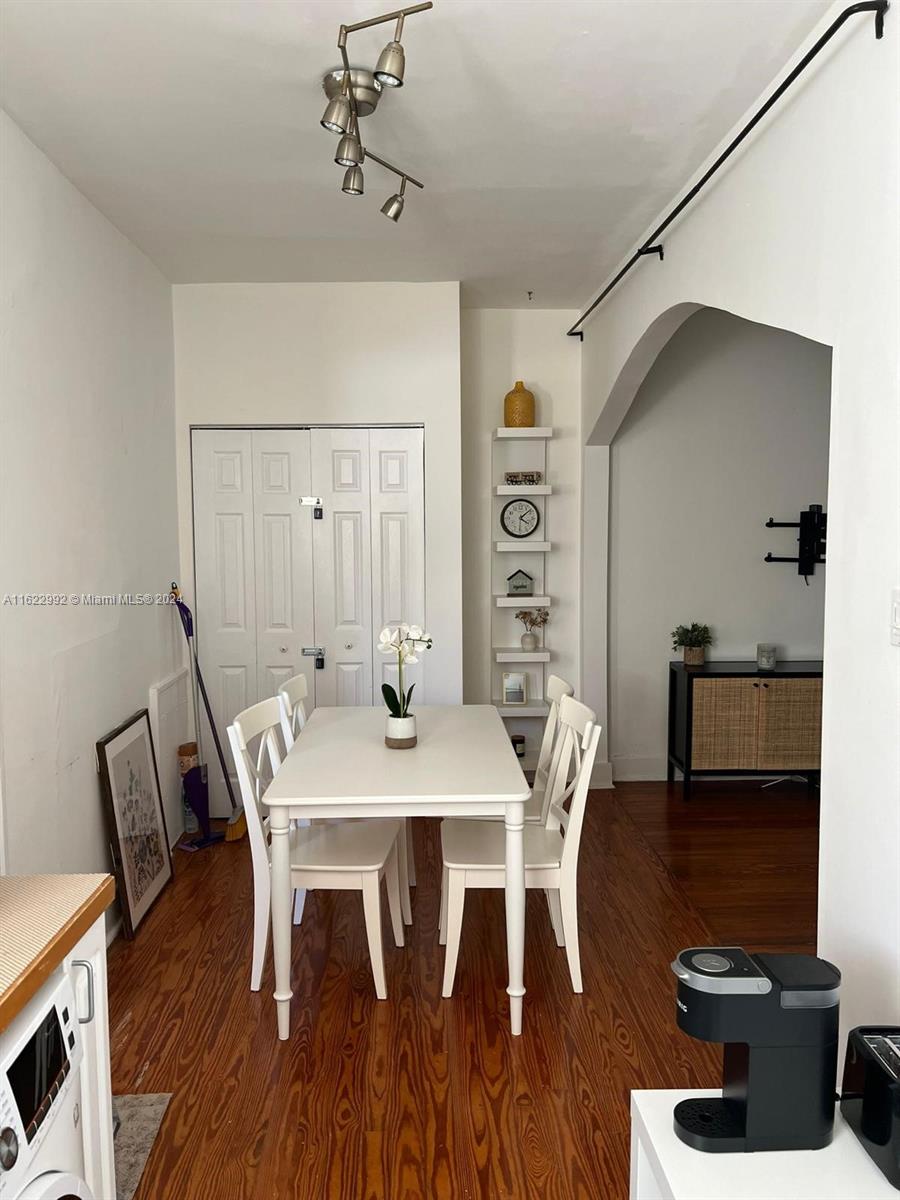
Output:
[671,946,841,1152]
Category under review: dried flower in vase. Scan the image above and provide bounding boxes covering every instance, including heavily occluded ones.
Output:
[515,608,550,633]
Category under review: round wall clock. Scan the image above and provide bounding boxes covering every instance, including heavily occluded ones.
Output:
[500,498,540,539]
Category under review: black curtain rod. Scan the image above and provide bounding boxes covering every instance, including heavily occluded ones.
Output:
[567,0,889,339]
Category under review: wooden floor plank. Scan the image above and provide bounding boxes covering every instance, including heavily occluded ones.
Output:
[107,780,817,1199]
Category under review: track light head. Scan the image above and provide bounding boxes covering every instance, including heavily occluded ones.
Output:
[335,130,363,167]
[342,165,364,196]
[321,95,350,134]
[381,191,404,221]
[374,40,405,87]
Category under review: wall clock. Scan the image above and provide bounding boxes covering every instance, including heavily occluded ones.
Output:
[500,498,540,539]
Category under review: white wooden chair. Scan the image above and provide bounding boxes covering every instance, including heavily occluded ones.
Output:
[277,673,309,750]
[227,697,405,999]
[275,672,414,927]
[439,695,601,997]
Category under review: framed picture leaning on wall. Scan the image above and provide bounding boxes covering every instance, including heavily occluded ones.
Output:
[501,671,528,706]
[97,709,172,938]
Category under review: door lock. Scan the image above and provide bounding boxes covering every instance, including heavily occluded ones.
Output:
[302,647,326,669]
[300,497,324,519]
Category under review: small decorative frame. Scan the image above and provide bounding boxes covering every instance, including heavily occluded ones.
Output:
[501,671,528,706]
[97,709,172,938]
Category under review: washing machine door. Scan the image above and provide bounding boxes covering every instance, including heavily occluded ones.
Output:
[16,1173,94,1200]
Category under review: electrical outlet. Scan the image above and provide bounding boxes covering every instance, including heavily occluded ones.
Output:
[891,588,900,647]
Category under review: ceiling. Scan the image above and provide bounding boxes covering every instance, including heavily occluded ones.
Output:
[0,0,831,308]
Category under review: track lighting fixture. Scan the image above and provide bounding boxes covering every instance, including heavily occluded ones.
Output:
[342,165,365,195]
[319,4,431,216]
[381,176,407,221]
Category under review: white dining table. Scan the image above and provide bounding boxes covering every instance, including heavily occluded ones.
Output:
[262,703,531,1038]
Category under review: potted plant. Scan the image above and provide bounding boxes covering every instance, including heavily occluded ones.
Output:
[515,607,549,651]
[671,622,713,666]
[376,624,432,748]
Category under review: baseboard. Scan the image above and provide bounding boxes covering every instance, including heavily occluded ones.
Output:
[611,755,668,782]
[590,760,614,789]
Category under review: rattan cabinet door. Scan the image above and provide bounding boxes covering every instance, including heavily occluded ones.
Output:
[691,678,759,770]
[756,678,822,770]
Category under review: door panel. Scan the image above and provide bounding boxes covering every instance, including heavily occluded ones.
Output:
[252,430,315,710]
[691,677,759,770]
[192,429,256,810]
[756,677,822,770]
[370,428,426,703]
[311,429,373,706]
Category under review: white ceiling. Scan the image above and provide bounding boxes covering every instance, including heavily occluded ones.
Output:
[0,0,831,307]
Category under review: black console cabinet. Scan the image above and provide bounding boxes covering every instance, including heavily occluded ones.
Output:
[667,660,823,799]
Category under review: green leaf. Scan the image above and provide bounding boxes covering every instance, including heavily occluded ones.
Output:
[381,683,401,717]
[402,683,415,716]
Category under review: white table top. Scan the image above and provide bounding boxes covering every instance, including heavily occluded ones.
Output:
[632,1089,896,1199]
[263,704,530,811]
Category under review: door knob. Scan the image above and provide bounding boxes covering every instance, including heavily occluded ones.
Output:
[345,642,353,650]
[279,646,287,653]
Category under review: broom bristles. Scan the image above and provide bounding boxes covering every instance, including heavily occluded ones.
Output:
[225,808,247,841]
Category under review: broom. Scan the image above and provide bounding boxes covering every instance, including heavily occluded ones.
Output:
[170,583,247,841]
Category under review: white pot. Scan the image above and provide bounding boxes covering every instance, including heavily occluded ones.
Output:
[520,632,539,651]
[385,714,417,749]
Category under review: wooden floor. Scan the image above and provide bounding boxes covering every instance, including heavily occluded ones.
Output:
[108,781,818,1200]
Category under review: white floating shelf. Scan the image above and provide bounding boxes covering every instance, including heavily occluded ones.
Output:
[495,541,551,553]
[494,485,552,495]
[494,647,551,663]
[494,595,551,607]
[493,427,553,440]
[495,700,550,718]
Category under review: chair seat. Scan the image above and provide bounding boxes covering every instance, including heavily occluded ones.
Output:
[288,818,401,872]
[441,818,564,871]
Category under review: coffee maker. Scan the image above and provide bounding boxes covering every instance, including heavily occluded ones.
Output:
[671,946,841,1152]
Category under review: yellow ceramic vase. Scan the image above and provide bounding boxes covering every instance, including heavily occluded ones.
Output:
[504,380,535,428]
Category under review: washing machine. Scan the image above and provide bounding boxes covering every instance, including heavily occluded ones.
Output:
[0,972,94,1200]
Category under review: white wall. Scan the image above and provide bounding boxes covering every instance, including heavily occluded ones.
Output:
[172,282,463,703]
[610,308,831,780]
[580,2,900,1032]
[0,111,180,875]
[460,310,582,760]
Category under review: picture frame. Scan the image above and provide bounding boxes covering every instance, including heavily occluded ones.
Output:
[501,671,528,706]
[97,708,172,938]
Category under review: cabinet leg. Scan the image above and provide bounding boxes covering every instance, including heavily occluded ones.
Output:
[682,772,692,801]
[667,758,675,783]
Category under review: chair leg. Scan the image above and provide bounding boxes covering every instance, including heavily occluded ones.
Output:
[293,887,306,926]
[361,873,388,1000]
[385,845,405,949]
[546,888,565,948]
[441,870,466,999]
[439,864,449,945]
[251,870,271,993]
[397,819,413,925]
[405,817,416,887]
[560,883,582,993]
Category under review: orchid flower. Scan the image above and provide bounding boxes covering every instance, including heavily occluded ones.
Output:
[377,623,433,718]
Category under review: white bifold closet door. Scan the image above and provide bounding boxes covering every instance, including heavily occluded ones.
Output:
[192,426,424,813]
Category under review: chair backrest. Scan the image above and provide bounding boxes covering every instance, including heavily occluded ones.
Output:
[533,674,575,794]
[277,673,309,750]
[227,697,284,869]
[543,695,601,882]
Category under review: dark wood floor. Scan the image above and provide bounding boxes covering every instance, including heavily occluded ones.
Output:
[107,781,818,1199]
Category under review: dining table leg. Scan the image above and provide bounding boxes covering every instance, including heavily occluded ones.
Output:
[505,798,526,1035]
[269,806,293,1040]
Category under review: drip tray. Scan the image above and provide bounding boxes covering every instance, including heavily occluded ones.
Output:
[674,1097,747,1152]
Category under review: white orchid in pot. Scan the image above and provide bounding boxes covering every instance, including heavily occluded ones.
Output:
[377,623,432,748]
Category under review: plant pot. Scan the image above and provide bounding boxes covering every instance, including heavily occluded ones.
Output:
[520,632,539,651]
[503,380,535,428]
[683,646,705,666]
[385,714,417,749]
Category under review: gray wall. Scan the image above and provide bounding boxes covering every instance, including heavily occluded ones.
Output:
[608,307,831,780]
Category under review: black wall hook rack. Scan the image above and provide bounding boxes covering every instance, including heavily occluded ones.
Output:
[567,0,890,338]
[764,504,827,583]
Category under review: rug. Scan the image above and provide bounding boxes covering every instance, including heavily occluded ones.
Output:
[113,1093,172,1200]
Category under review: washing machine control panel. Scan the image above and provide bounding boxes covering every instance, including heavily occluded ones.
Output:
[0,973,82,1192]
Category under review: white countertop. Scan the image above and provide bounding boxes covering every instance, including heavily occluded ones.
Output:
[632,1089,896,1199]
